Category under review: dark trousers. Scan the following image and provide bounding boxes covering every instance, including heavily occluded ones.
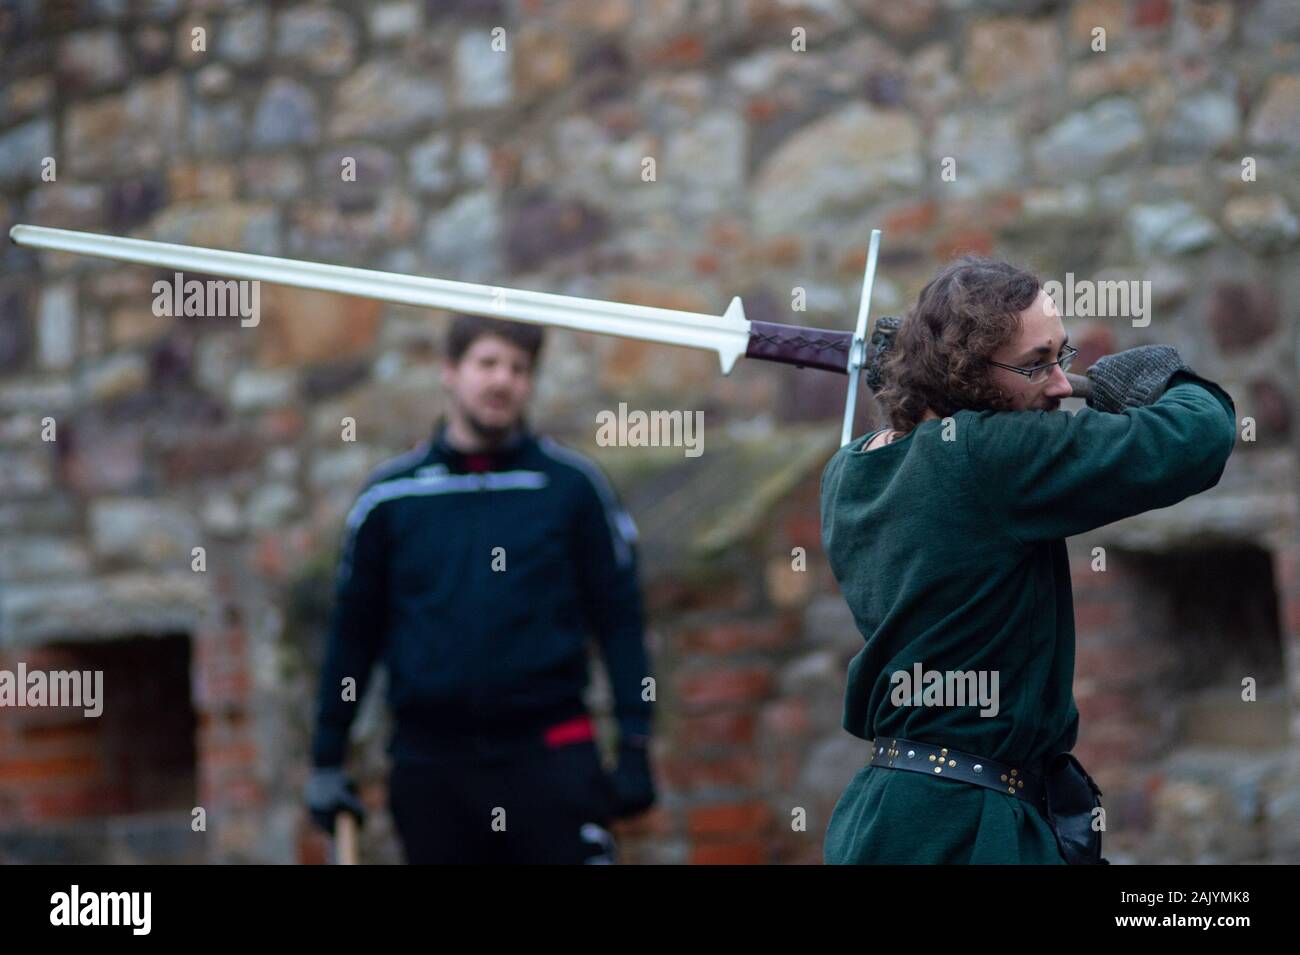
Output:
[389,733,618,864]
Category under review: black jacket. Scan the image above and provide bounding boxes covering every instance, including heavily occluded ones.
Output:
[311,419,650,766]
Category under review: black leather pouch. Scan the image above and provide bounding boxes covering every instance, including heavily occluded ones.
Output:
[1044,752,1109,865]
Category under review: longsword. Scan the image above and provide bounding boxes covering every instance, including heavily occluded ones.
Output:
[9,224,1089,445]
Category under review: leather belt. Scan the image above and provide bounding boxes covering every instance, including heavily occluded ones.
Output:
[869,736,1048,815]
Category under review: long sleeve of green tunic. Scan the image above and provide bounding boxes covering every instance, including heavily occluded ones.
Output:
[819,371,1236,863]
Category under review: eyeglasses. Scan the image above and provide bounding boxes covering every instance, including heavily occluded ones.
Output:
[989,345,1078,384]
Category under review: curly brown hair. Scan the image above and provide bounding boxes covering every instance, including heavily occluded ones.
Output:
[876,256,1041,434]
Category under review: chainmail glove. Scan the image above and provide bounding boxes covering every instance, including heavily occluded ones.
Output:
[865,315,901,393]
[1084,345,1193,414]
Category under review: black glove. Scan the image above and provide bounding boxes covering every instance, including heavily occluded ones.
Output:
[609,740,656,819]
[305,767,366,834]
[865,315,901,393]
[1084,345,1193,414]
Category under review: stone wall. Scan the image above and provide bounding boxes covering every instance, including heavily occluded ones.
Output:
[1,0,1298,862]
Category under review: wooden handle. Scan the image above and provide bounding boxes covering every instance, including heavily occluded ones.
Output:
[1066,372,1091,400]
[335,812,358,865]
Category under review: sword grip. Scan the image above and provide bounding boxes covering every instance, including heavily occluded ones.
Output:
[744,321,853,374]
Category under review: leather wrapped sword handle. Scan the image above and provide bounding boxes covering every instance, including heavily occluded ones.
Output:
[744,321,854,374]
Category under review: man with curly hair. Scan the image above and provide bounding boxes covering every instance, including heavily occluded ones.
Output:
[820,257,1237,864]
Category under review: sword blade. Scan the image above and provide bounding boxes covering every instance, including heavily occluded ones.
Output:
[9,224,753,373]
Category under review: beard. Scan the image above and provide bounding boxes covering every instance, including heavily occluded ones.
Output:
[958,386,1021,415]
[985,385,1059,414]
[462,404,520,446]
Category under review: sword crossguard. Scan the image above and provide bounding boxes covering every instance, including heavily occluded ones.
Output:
[841,229,884,446]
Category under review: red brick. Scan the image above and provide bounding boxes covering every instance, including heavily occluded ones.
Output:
[932,228,995,259]
[6,648,73,670]
[1069,561,1106,592]
[646,578,750,614]
[196,626,246,670]
[1132,0,1172,29]
[1074,688,1137,723]
[283,523,320,566]
[0,754,101,782]
[2,701,89,733]
[882,201,937,238]
[0,796,20,828]
[693,251,722,275]
[980,192,1023,228]
[24,784,130,821]
[1275,549,1297,589]
[196,713,252,759]
[1250,377,1292,436]
[1080,638,1175,684]
[258,291,383,367]
[298,827,330,865]
[221,626,247,662]
[659,753,761,791]
[678,622,793,655]
[708,219,745,248]
[782,511,822,544]
[836,245,873,277]
[760,699,809,738]
[746,95,780,124]
[1285,597,1300,635]
[195,670,251,708]
[12,722,101,759]
[204,740,258,768]
[687,801,770,836]
[778,840,825,866]
[772,748,802,789]
[648,34,705,67]
[226,779,266,806]
[611,804,676,838]
[199,772,265,808]
[760,237,802,267]
[676,666,773,709]
[1074,600,1121,631]
[1117,783,1155,831]
[1074,324,1118,375]
[1207,283,1278,353]
[60,426,145,494]
[260,407,305,441]
[1073,728,1146,772]
[255,533,284,577]
[161,430,266,481]
[690,840,765,865]
[676,711,756,747]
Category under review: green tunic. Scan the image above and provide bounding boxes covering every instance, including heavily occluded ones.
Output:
[819,371,1236,864]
